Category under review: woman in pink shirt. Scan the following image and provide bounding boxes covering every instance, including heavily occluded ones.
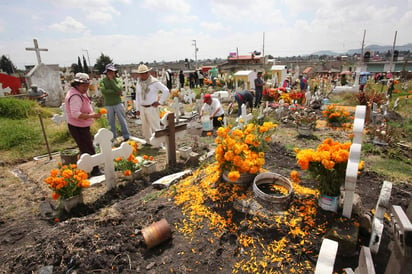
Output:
[64,73,102,176]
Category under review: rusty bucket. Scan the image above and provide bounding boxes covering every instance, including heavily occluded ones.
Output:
[141,219,172,249]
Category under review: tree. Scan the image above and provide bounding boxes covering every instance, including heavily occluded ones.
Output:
[94,53,113,74]
[82,55,89,73]
[0,55,17,74]
[77,56,83,73]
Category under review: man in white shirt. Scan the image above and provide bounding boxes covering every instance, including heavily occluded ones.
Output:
[200,94,225,129]
[135,64,170,144]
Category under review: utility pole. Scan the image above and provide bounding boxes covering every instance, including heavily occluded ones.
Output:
[262,32,265,65]
[82,49,91,66]
[389,31,397,72]
[192,40,198,69]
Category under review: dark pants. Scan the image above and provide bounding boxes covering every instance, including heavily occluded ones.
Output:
[254,89,262,107]
[213,115,224,129]
[68,124,99,173]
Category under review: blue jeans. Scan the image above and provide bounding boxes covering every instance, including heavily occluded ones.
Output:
[106,103,130,139]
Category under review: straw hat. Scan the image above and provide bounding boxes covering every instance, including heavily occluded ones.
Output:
[136,64,152,74]
[73,73,90,84]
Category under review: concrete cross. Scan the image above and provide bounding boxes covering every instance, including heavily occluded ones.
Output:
[342,105,366,218]
[25,38,48,65]
[0,83,12,97]
[171,97,181,122]
[369,181,392,254]
[385,205,412,273]
[183,89,196,104]
[51,103,67,125]
[236,103,253,126]
[315,238,338,274]
[77,128,133,190]
[344,246,376,274]
[150,112,187,168]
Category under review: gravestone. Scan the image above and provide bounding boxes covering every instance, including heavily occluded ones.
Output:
[182,89,196,104]
[342,105,366,218]
[385,205,412,273]
[25,38,64,107]
[344,246,376,274]
[315,238,338,274]
[150,112,187,167]
[51,103,67,124]
[369,181,392,253]
[0,83,12,97]
[77,128,133,189]
[236,104,253,126]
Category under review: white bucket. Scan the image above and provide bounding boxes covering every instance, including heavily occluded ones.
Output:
[201,116,213,131]
[318,194,339,212]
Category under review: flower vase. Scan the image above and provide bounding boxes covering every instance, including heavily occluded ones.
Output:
[61,194,83,212]
[297,125,313,137]
[222,171,256,187]
[318,194,339,212]
[60,148,79,165]
[142,161,157,175]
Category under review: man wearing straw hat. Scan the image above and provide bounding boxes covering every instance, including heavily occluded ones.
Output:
[135,64,170,145]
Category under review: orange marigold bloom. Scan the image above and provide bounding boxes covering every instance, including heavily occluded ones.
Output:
[99,108,108,114]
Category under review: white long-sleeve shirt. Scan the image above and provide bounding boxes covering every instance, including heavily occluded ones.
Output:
[135,80,170,111]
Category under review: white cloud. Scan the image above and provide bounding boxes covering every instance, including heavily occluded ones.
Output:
[49,16,88,33]
[200,22,230,32]
[87,10,113,23]
[142,0,191,14]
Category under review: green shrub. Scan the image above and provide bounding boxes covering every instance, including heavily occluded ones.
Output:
[0,98,38,119]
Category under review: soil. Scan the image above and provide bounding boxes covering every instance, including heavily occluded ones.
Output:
[0,113,411,274]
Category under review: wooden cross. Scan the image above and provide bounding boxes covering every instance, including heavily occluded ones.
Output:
[150,112,187,167]
[25,38,48,65]
[77,128,133,190]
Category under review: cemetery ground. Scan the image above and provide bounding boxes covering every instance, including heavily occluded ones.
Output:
[0,92,411,273]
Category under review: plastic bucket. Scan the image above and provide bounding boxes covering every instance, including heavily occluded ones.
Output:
[141,219,172,249]
[201,116,213,131]
[318,194,339,212]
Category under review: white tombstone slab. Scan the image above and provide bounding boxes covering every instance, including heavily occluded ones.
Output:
[369,181,392,253]
[77,128,133,190]
[171,97,181,123]
[315,238,338,274]
[51,103,67,124]
[344,246,376,274]
[236,104,253,126]
[0,83,12,96]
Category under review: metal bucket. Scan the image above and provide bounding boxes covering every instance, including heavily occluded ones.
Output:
[141,219,172,249]
[253,172,293,211]
[222,171,256,187]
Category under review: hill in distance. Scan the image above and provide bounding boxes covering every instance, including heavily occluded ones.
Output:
[311,43,412,56]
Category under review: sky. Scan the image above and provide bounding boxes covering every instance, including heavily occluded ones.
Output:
[1,0,411,70]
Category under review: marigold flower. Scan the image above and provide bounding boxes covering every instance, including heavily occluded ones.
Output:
[99,108,107,114]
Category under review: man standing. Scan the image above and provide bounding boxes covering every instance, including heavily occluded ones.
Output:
[254,72,265,107]
[135,64,170,144]
[165,69,173,91]
[100,63,130,142]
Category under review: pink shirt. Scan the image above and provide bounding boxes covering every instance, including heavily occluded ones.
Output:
[64,87,94,127]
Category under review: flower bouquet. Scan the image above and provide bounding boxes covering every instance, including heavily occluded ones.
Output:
[44,164,90,211]
[322,104,352,127]
[215,121,277,183]
[293,107,318,129]
[114,140,155,178]
[295,138,364,197]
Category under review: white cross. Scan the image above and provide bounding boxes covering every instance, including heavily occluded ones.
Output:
[369,181,392,254]
[51,103,67,124]
[77,128,133,190]
[25,38,48,65]
[342,105,366,218]
[236,104,253,126]
[171,97,181,123]
[0,83,12,97]
[183,90,196,104]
